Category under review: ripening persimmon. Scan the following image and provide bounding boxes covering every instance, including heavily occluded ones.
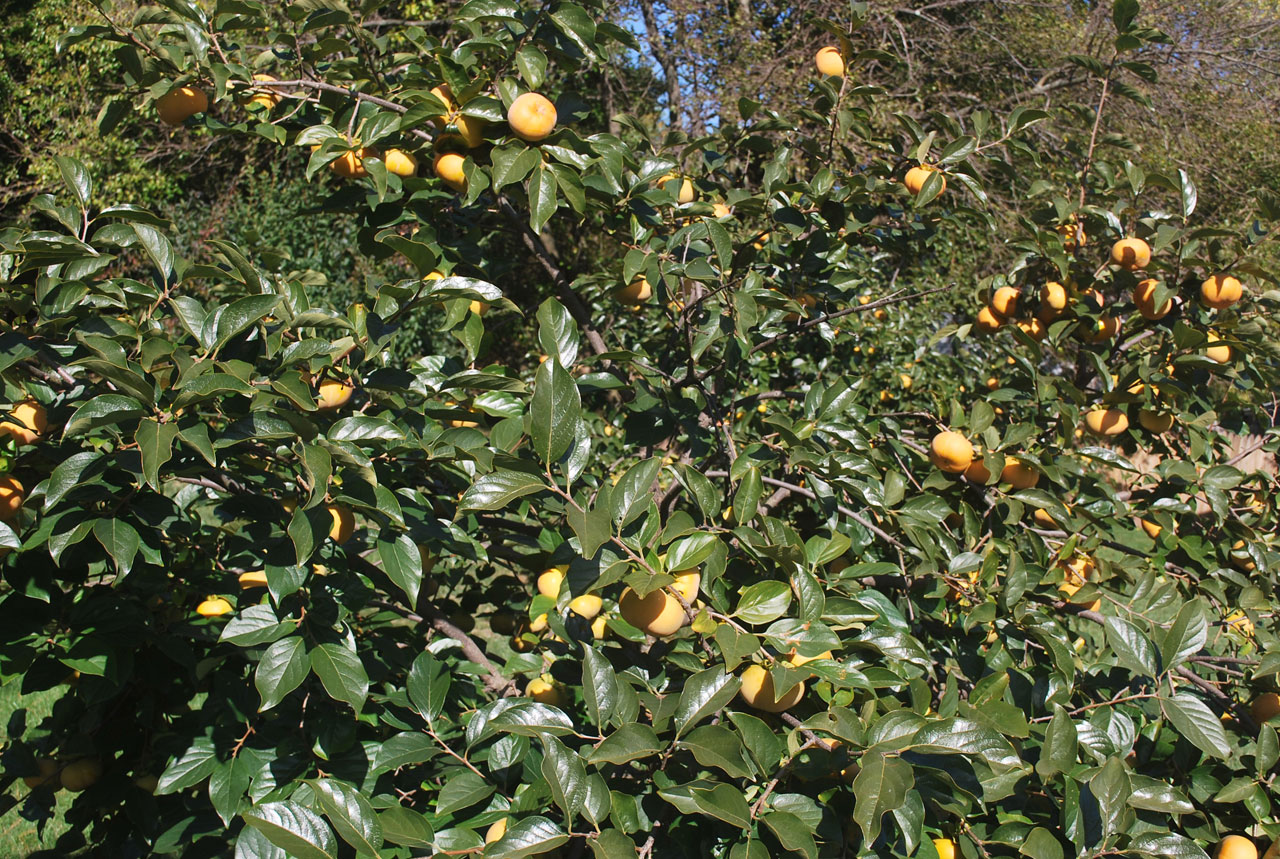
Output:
[1133,278,1172,320]
[326,503,354,543]
[156,85,208,125]
[1137,409,1174,433]
[384,148,418,177]
[657,173,696,204]
[1000,456,1039,489]
[1084,407,1128,436]
[244,74,281,110]
[1201,273,1243,310]
[739,664,804,712]
[1017,317,1047,341]
[1217,836,1258,859]
[331,148,376,179]
[526,676,567,707]
[315,379,354,411]
[433,151,467,191]
[815,46,844,77]
[619,586,686,636]
[1057,222,1086,251]
[0,475,23,523]
[0,399,47,444]
[1251,693,1280,724]
[963,457,991,484]
[1205,332,1232,364]
[1039,281,1068,319]
[930,431,973,474]
[975,305,1004,333]
[507,92,557,141]
[904,165,945,196]
[1110,237,1151,270]
[615,275,652,305]
[196,596,232,617]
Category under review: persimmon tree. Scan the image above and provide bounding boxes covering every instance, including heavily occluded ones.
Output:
[0,0,1278,857]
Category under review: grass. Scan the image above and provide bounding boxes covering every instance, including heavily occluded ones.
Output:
[0,682,71,856]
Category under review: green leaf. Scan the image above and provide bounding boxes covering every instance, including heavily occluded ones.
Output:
[1126,834,1209,859]
[371,733,438,774]
[1088,757,1130,839]
[852,751,914,843]
[255,636,309,712]
[541,735,588,821]
[761,811,818,859]
[242,801,338,859]
[1036,705,1078,780]
[156,737,218,795]
[687,783,751,829]
[1160,601,1207,671]
[378,806,434,848]
[1162,692,1230,758]
[133,223,174,282]
[581,646,618,727]
[529,357,580,466]
[909,718,1021,770]
[588,723,664,765]
[309,643,369,712]
[328,415,405,442]
[214,294,280,352]
[680,725,754,778]
[43,451,104,510]
[611,458,661,527]
[675,667,740,737]
[313,778,383,855]
[93,518,139,576]
[536,298,579,367]
[407,651,450,724]
[209,757,251,827]
[487,815,569,858]
[734,581,792,625]
[529,164,558,231]
[376,533,422,606]
[1104,616,1160,676]
[459,468,547,512]
[64,394,145,438]
[135,418,177,489]
[435,769,494,817]
[54,154,92,208]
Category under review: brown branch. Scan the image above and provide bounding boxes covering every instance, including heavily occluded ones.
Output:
[369,599,514,695]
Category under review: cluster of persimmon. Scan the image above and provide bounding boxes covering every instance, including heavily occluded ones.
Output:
[929,429,1040,491]
[153,77,558,192]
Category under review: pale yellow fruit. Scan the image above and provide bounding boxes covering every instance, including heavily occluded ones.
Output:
[433,151,467,192]
[1000,457,1039,490]
[0,474,22,523]
[327,503,354,543]
[1201,274,1243,310]
[331,148,376,179]
[239,571,268,589]
[384,148,418,177]
[1040,281,1068,313]
[528,613,549,633]
[507,92,557,141]
[1138,410,1174,433]
[929,431,973,474]
[197,596,232,617]
[739,664,804,712]
[934,838,957,859]
[1084,407,1129,436]
[619,587,686,636]
[616,276,652,305]
[712,202,732,218]
[469,299,490,316]
[1017,317,1047,341]
[1058,222,1086,251]
[1032,508,1058,528]
[590,615,609,639]
[671,570,701,601]
[245,74,281,110]
[156,85,208,125]
[526,677,566,707]
[60,758,102,792]
[815,46,844,77]
[0,399,47,444]
[315,379,354,411]
[990,287,1019,317]
[1225,609,1255,636]
[1083,315,1120,343]
[568,594,603,619]
[1110,237,1151,271]
[1140,519,1163,540]
[1133,278,1172,320]
[786,649,833,667]
[1217,836,1258,859]
[974,305,1004,333]
[657,173,696,204]
[963,457,991,484]
[985,376,999,390]
[904,165,944,196]
[1205,332,1232,364]
[537,565,567,598]
[486,818,508,844]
